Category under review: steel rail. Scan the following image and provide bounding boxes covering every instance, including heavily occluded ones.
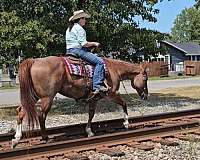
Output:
[0,120,199,160]
[1,108,200,142]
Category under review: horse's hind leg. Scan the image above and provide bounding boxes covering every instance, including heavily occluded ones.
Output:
[38,97,53,141]
[86,101,97,137]
[110,92,129,128]
[12,106,25,148]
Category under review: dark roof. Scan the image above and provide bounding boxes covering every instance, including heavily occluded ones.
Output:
[161,41,200,55]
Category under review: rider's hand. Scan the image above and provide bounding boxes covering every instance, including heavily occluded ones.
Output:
[94,42,100,48]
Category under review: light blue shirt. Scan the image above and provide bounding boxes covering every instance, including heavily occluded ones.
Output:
[66,23,87,49]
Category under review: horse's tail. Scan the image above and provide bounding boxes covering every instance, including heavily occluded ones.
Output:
[19,59,38,129]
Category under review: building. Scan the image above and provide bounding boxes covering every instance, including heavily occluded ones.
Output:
[160,41,200,72]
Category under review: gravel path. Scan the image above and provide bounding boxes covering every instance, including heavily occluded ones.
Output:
[1,79,200,159]
[1,77,200,106]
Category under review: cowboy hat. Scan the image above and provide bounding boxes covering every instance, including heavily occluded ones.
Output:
[69,10,90,22]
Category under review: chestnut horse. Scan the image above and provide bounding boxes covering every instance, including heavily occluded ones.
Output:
[12,56,148,148]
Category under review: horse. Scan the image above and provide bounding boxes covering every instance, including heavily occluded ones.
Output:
[11,56,148,148]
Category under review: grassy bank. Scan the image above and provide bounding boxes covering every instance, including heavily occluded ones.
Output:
[0,85,19,90]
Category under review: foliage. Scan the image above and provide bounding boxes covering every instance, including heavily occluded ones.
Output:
[0,11,60,64]
[0,0,73,62]
[0,0,171,63]
[0,11,22,64]
[78,0,169,61]
[171,6,200,43]
[20,20,59,58]
[195,0,200,8]
[108,24,169,62]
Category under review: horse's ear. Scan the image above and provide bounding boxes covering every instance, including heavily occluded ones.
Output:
[140,63,147,73]
[145,65,149,72]
[142,63,149,70]
[140,63,149,74]
[140,63,146,73]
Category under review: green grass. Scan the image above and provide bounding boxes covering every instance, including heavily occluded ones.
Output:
[149,75,200,81]
[0,84,19,90]
[0,107,17,119]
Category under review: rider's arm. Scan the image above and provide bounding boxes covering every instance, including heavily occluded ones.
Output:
[83,42,99,48]
[77,25,100,48]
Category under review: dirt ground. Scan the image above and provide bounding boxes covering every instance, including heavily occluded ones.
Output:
[154,86,200,99]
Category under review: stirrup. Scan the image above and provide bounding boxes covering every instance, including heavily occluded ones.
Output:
[87,87,109,101]
[87,92,100,101]
[98,86,108,92]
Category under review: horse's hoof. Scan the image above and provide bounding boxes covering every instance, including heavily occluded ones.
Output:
[41,136,49,142]
[123,122,129,129]
[88,132,94,137]
[86,127,94,137]
[46,138,55,143]
[11,139,18,149]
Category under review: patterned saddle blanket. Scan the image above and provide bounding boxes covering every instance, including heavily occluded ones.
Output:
[62,57,107,78]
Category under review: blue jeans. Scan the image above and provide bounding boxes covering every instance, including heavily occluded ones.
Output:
[67,48,105,91]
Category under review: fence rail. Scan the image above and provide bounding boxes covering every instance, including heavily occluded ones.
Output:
[146,61,200,77]
[144,61,168,77]
[184,61,200,76]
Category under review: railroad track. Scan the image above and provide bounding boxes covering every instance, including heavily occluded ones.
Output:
[0,108,200,160]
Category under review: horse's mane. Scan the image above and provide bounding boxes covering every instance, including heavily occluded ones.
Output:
[105,58,141,74]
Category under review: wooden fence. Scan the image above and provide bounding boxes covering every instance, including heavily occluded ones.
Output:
[146,61,200,77]
[144,61,168,77]
[184,61,200,76]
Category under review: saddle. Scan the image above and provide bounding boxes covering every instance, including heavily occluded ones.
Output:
[62,56,94,78]
[62,53,110,101]
[66,53,90,65]
[63,53,108,78]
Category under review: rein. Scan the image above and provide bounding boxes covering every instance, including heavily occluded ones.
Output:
[119,76,148,115]
[120,79,142,102]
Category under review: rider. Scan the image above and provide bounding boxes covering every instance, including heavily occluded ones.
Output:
[66,10,108,96]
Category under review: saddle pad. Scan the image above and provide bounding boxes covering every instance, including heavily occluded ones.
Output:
[62,57,108,78]
[63,57,94,77]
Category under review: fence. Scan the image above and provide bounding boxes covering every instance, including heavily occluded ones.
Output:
[147,61,200,77]
[184,61,200,76]
[145,61,168,77]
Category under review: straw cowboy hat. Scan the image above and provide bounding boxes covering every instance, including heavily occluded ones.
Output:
[69,10,90,22]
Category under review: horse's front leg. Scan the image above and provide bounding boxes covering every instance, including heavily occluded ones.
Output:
[86,101,97,137]
[109,92,129,128]
[12,106,25,148]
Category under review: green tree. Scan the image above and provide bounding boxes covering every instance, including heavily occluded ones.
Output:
[194,0,200,8]
[0,0,74,57]
[112,26,169,62]
[171,7,200,43]
[0,0,169,61]
[78,0,163,59]
[0,11,60,63]
[0,11,22,63]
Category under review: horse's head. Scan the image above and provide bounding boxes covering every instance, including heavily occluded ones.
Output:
[131,64,148,100]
